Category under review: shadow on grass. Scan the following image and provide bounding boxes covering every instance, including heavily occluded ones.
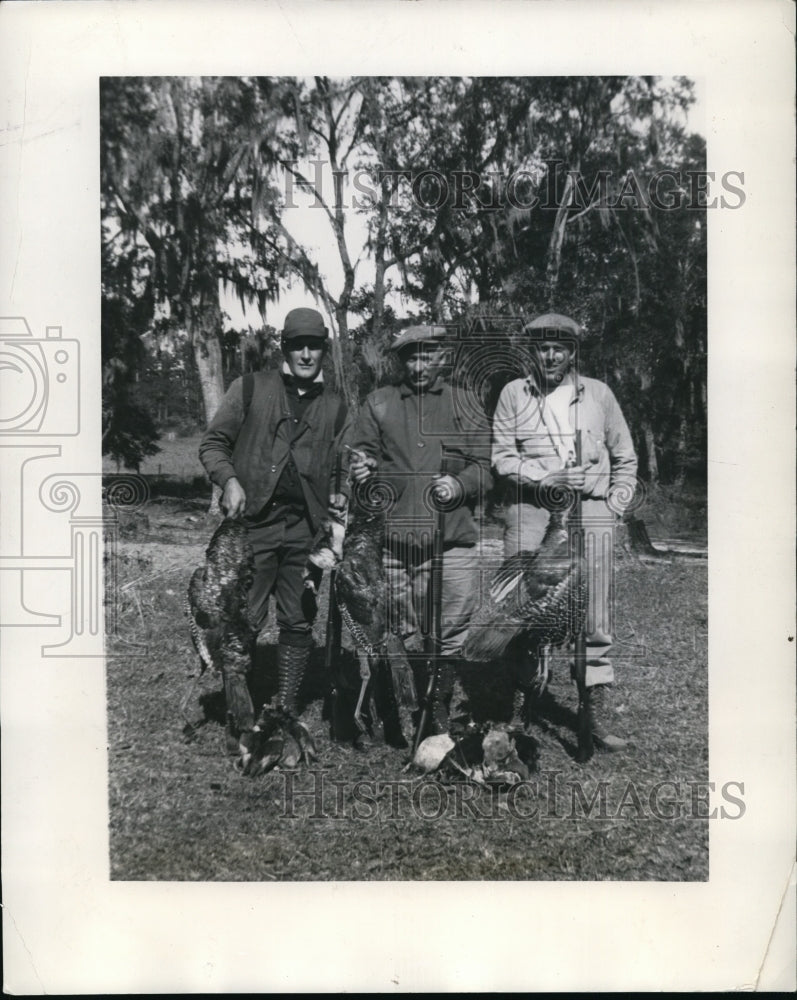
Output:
[181,626,598,769]
[193,642,410,750]
[457,657,590,761]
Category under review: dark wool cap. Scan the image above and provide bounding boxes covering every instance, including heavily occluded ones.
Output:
[522,312,582,340]
[282,307,329,341]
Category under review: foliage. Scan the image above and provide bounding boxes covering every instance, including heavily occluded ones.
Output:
[347,76,704,481]
[101,240,161,468]
[100,76,297,426]
[101,75,706,483]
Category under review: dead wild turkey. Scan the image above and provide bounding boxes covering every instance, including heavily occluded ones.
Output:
[184,518,317,773]
[185,518,257,741]
[307,474,416,739]
[461,507,587,694]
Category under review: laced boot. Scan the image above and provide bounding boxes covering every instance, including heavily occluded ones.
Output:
[588,684,628,752]
[248,639,272,713]
[276,643,311,717]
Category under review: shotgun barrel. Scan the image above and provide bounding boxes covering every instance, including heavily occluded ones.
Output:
[412,448,449,757]
[573,429,593,763]
[325,452,344,740]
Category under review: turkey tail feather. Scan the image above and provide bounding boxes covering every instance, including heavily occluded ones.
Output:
[461,616,526,661]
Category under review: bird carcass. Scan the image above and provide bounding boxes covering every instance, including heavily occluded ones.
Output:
[307,474,417,743]
[461,508,587,695]
[237,702,318,776]
[414,724,539,788]
[184,518,258,754]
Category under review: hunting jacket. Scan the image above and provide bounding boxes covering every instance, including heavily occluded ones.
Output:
[350,379,492,549]
[492,373,638,507]
[199,369,349,530]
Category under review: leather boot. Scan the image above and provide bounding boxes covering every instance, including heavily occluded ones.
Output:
[512,640,538,690]
[276,643,311,717]
[588,684,628,752]
[249,639,272,712]
[374,658,408,749]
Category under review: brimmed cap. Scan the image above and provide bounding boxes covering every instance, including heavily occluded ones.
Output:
[282,307,328,341]
[521,312,581,340]
[389,324,449,353]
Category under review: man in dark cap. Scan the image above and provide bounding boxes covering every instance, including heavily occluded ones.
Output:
[199,307,349,748]
[492,312,638,750]
[348,325,492,739]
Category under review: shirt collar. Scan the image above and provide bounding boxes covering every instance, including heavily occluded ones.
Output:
[399,377,446,398]
[524,372,584,399]
[281,362,324,396]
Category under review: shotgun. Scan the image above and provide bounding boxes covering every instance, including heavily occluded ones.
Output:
[325,452,344,740]
[412,449,448,758]
[573,428,594,763]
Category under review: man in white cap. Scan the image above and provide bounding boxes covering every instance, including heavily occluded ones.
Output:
[491,312,638,750]
[349,325,492,740]
[200,307,349,747]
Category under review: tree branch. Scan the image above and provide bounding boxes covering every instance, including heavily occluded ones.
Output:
[281,160,338,230]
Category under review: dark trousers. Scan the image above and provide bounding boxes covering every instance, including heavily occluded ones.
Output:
[246,507,318,648]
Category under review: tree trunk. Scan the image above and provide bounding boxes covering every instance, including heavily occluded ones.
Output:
[330,333,355,409]
[371,177,390,340]
[192,329,225,516]
[193,329,225,426]
[643,422,659,484]
[545,170,575,305]
[431,282,446,322]
[673,411,689,487]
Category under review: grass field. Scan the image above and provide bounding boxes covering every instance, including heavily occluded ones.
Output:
[106,487,708,883]
[103,433,206,480]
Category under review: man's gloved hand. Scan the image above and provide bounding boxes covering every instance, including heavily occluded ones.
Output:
[302,560,323,595]
[431,474,464,505]
[221,477,247,518]
[328,493,348,517]
[538,465,586,491]
[348,449,377,483]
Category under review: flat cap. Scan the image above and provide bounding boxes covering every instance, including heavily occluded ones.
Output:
[282,307,328,340]
[521,312,581,340]
[389,324,449,353]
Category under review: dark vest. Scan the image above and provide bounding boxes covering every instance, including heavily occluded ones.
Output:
[233,370,345,529]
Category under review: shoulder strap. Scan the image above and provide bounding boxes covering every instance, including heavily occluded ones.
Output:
[333,397,347,437]
[242,372,255,421]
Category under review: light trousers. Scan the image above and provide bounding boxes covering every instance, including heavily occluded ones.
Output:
[503,498,617,687]
[382,543,480,658]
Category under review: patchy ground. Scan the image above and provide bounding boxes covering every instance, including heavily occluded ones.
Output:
[107,495,709,882]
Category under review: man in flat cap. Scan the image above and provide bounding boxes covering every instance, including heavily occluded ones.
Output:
[200,307,349,750]
[348,325,492,741]
[491,312,638,750]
